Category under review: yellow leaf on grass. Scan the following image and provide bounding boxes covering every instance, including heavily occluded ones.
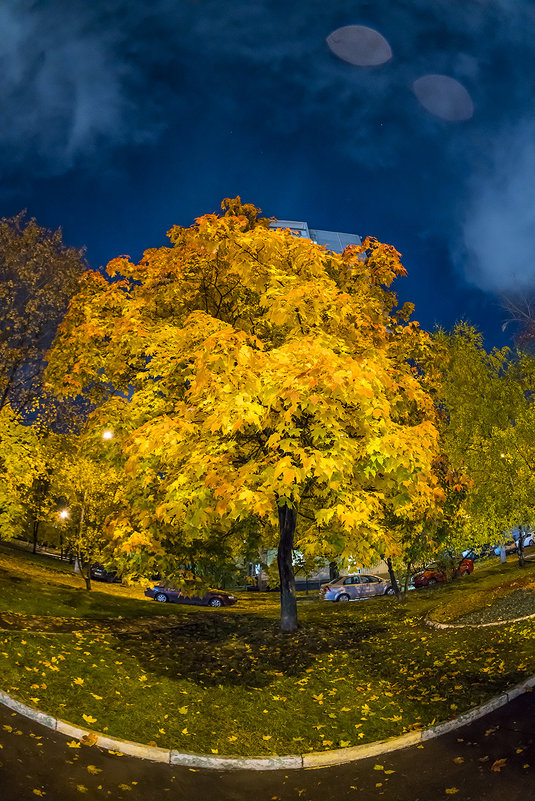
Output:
[73,678,84,686]
[90,694,103,700]
[30,698,40,704]
[340,740,350,747]
[262,735,272,740]
[178,706,188,715]
[82,715,97,725]
[228,735,238,742]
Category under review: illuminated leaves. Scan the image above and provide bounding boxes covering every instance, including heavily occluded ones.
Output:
[45,202,441,599]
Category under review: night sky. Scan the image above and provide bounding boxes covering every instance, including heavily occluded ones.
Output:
[2,0,535,347]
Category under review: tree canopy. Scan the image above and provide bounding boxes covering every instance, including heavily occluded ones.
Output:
[47,199,441,630]
[0,212,86,415]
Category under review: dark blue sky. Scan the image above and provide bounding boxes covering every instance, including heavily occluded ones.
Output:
[2,0,535,347]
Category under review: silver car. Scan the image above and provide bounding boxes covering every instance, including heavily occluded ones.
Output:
[320,574,394,601]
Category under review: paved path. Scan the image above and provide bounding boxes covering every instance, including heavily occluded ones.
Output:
[1,691,535,800]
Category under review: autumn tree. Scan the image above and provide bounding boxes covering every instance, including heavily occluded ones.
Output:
[46,199,440,631]
[0,212,86,414]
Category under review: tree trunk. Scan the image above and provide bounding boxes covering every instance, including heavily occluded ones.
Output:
[386,557,399,596]
[83,561,92,592]
[277,503,298,633]
[32,519,39,554]
[329,561,339,581]
[518,526,525,567]
[78,493,91,591]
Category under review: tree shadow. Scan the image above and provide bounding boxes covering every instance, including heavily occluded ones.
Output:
[113,611,387,688]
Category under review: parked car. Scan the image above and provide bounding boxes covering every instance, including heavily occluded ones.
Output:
[512,531,535,548]
[319,574,394,602]
[492,540,519,556]
[90,564,121,583]
[144,585,237,607]
[411,557,474,588]
[461,545,492,561]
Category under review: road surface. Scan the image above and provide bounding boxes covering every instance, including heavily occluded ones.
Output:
[1,691,535,800]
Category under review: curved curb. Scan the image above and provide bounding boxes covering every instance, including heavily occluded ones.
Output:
[2,675,535,770]
[425,610,535,630]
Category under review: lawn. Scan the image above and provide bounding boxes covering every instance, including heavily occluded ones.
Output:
[2,544,535,757]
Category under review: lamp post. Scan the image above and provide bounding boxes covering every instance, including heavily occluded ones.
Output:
[58,509,69,561]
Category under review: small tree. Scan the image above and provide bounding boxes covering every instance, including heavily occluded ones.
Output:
[51,428,120,590]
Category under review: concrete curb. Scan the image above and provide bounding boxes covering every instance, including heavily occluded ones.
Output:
[2,675,535,770]
[425,610,535,629]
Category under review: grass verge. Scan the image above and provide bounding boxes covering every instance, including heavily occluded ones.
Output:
[2,548,535,756]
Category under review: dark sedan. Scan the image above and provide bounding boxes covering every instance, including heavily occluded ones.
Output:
[90,564,121,583]
[144,585,237,607]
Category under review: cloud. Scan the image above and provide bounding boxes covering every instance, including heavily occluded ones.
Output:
[0,1,167,176]
[458,122,535,294]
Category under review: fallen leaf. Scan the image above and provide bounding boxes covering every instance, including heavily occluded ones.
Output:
[491,758,507,772]
[87,766,102,775]
[445,789,459,795]
[82,715,97,726]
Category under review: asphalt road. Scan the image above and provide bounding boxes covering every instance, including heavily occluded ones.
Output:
[1,692,535,801]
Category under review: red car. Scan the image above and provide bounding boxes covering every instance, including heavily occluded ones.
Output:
[411,558,474,588]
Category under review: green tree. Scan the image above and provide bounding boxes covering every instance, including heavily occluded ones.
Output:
[0,406,46,538]
[51,425,120,590]
[436,323,535,566]
[47,199,441,631]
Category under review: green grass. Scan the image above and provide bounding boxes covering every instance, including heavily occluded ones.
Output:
[2,544,535,756]
[0,543,193,620]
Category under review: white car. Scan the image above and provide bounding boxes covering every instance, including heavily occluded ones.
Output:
[320,574,394,601]
[513,532,534,548]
